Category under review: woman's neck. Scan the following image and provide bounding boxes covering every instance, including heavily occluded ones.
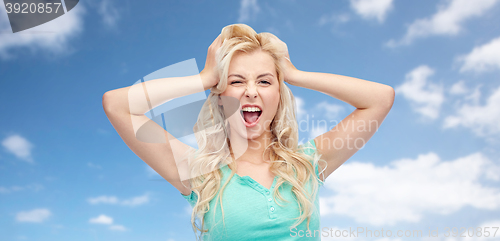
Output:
[229,131,274,165]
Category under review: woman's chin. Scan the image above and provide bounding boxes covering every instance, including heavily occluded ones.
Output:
[231,126,265,141]
[232,128,259,140]
[229,117,272,140]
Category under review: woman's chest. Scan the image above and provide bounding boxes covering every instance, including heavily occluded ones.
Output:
[203,181,306,239]
[232,163,276,190]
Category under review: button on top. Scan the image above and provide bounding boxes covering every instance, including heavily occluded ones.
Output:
[270,207,275,212]
[268,198,272,202]
[266,191,270,194]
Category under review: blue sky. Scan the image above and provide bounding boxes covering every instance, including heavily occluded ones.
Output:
[1,0,500,240]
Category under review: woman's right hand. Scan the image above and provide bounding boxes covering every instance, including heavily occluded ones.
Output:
[200,34,223,90]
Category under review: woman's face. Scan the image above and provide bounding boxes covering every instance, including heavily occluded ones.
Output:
[219,49,280,141]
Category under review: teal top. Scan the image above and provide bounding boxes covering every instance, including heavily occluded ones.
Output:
[181,139,324,240]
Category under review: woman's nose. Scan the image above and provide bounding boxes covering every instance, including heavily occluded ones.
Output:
[245,84,258,98]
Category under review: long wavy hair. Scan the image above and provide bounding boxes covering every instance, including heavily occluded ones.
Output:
[185,23,326,240]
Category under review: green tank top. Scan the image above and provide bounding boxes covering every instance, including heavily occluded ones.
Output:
[181,139,324,240]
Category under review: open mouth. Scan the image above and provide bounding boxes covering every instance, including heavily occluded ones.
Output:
[240,106,262,127]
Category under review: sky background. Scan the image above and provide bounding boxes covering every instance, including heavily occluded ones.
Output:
[1,0,500,240]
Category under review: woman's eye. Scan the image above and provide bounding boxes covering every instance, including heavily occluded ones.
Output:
[230,80,270,85]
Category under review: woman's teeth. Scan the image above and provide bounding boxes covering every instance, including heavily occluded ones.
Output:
[241,107,262,112]
[241,107,262,124]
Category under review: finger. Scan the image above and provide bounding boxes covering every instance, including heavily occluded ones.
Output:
[211,34,221,46]
[212,35,221,47]
[217,35,224,45]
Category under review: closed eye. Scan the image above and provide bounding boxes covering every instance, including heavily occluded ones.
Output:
[230,80,270,85]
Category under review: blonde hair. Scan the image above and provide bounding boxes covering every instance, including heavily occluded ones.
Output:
[185,23,325,240]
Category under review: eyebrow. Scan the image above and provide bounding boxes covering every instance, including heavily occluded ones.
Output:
[228,73,274,79]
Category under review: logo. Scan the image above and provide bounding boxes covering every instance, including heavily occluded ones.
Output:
[3,0,79,33]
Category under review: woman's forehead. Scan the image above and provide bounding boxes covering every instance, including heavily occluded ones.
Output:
[228,50,276,76]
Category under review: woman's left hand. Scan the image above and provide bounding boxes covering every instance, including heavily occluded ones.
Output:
[269,35,299,85]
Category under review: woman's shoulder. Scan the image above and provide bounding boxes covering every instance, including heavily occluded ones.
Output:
[298,139,317,156]
[298,139,325,186]
[181,190,198,208]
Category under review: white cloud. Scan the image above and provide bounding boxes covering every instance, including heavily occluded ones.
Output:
[296,98,345,140]
[0,186,8,193]
[0,183,44,194]
[349,0,394,23]
[315,101,344,120]
[185,204,193,217]
[448,81,483,108]
[16,208,51,223]
[443,85,500,137]
[87,196,118,204]
[395,65,444,120]
[109,224,127,231]
[87,193,150,206]
[89,214,113,225]
[449,80,469,95]
[295,97,344,121]
[319,0,394,30]
[1,134,34,163]
[464,85,482,105]
[458,36,500,73]
[238,0,260,23]
[305,101,344,140]
[121,193,150,206]
[146,165,161,178]
[295,96,306,120]
[318,13,350,26]
[320,151,500,226]
[0,2,86,59]
[386,0,499,47]
[89,214,129,232]
[98,0,120,28]
[89,214,128,231]
[87,162,102,169]
[451,82,483,104]
[309,125,328,140]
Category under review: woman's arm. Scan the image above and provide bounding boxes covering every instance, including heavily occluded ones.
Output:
[290,70,395,182]
[102,34,223,195]
[105,33,222,115]
[275,39,395,182]
[287,70,394,110]
[106,74,210,116]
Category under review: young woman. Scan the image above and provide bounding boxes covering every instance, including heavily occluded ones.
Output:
[102,24,394,240]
